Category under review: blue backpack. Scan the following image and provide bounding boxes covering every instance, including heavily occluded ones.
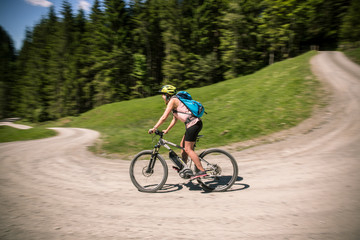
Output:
[175,91,206,118]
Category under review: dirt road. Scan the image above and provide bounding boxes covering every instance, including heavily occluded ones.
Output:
[1,51,359,240]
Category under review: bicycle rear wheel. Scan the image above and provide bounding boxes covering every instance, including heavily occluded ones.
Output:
[196,149,238,192]
[129,150,168,193]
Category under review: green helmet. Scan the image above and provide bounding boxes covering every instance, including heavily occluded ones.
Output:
[159,85,177,95]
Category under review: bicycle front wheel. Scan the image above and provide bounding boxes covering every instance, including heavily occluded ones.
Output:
[197,149,238,192]
[129,150,168,193]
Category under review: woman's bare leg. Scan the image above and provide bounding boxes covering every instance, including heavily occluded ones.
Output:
[184,141,205,171]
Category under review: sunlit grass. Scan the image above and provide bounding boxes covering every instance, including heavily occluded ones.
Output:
[343,47,360,65]
[0,126,56,143]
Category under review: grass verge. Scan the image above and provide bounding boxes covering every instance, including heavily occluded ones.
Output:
[0,126,57,143]
[343,47,360,65]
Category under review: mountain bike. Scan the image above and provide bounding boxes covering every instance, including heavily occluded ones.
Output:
[129,130,238,193]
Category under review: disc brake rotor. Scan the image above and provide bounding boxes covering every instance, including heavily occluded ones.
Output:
[142,166,154,177]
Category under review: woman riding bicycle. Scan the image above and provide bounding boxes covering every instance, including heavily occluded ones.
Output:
[148,85,207,179]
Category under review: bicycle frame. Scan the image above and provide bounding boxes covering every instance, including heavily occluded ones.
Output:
[149,130,216,180]
[151,132,190,170]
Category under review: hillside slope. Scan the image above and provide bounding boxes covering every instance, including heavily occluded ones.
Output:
[57,51,320,156]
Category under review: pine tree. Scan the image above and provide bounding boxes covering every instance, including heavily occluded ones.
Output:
[0,26,16,118]
[92,0,132,106]
[130,53,148,98]
[157,0,183,87]
[58,0,76,116]
[103,0,130,49]
[72,9,89,114]
[12,28,31,119]
[306,0,351,50]
[129,0,164,96]
[12,7,60,122]
[79,0,104,111]
[190,0,226,85]
[258,0,297,65]
[340,0,360,44]
[40,6,59,120]
[15,27,42,121]
[221,0,265,78]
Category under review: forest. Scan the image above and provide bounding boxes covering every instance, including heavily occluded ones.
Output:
[1,0,359,122]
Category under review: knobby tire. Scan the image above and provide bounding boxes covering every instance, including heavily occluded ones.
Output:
[196,148,238,192]
[129,150,168,193]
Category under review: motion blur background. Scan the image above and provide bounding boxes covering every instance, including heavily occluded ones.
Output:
[1,0,359,122]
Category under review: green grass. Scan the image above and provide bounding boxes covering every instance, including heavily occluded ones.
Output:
[343,47,360,65]
[0,126,57,143]
[45,50,321,157]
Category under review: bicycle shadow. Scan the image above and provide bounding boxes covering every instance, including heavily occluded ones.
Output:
[157,183,184,193]
[156,176,249,193]
[225,177,251,193]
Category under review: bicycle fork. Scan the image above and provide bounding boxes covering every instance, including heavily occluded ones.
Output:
[145,147,160,174]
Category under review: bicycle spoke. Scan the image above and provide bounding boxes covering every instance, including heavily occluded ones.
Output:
[130,151,168,192]
[196,149,238,192]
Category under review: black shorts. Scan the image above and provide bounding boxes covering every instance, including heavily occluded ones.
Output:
[184,120,203,142]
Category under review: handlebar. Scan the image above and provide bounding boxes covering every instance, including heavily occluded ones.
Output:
[154,130,164,137]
